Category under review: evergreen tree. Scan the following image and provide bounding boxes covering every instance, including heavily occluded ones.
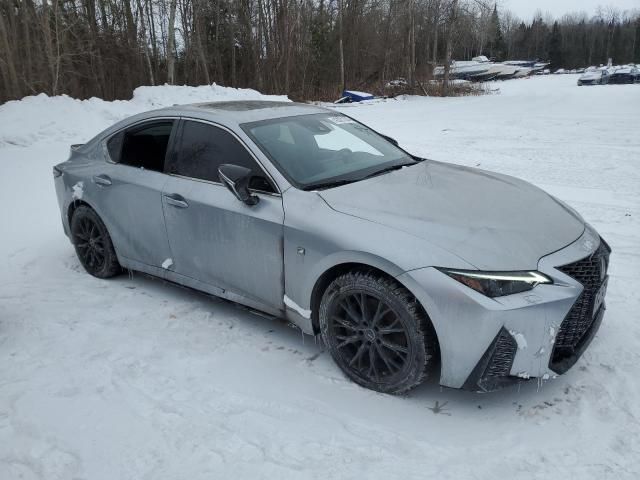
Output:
[549,21,563,69]
[488,4,506,60]
[635,19,640,63]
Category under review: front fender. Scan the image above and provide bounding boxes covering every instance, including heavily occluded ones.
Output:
[281,188,474,333]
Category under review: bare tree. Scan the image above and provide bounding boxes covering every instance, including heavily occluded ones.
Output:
[167,0,178,84]
[0,0,638,103]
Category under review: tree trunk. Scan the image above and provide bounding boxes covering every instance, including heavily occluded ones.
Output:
[338,0,345,91]
[408,0,415,86]
[0,11,20,98]
[442,0,458,96]
[432,0,440,67]
[136,0,154,85]
[167,0,177,84]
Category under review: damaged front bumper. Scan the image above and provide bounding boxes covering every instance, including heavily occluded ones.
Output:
[397,224,610,391]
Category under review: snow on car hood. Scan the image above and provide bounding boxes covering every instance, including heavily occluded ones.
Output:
[580,72,602,80]
[319,161,585,270]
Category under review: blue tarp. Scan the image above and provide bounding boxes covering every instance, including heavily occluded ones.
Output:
[341,90,375,102]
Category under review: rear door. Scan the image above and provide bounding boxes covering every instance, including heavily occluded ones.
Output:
[97,119,176,268]
[161,119,285,311]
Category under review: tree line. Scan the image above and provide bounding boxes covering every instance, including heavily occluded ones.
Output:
[1,0,639,104]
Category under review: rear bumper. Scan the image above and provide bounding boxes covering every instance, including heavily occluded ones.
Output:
[53,171,71,238]
[398,224,610,390]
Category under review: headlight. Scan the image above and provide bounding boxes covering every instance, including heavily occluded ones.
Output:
[438,269,552,298]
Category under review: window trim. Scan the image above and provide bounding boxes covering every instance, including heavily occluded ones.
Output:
[169,117,281,197]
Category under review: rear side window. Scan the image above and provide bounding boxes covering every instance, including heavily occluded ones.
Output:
[109,121,174,172]
[167,120,275,193]
[107,131,124,162]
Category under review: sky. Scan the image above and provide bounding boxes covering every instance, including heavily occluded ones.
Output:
[500,0,640,20]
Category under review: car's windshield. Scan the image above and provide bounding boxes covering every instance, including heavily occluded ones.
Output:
[242,113,417,190]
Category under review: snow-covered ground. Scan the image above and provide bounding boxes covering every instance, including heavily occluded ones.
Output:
[1,76,639,479]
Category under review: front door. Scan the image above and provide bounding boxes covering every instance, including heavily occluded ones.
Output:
[161,119,285,311]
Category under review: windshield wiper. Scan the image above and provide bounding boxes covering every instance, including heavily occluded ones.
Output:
[303,162,416,191]
[360,163,413,180]
[302,179,359,191]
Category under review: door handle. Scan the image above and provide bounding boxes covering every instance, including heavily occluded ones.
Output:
[92,174,112,186]
[164,193,189,209]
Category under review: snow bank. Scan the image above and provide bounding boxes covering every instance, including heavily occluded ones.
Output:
[0,84,288,148]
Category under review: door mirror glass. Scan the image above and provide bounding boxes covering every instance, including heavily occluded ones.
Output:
[218,164,260,206]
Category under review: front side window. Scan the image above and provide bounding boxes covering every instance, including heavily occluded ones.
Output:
[108,121,174,172]
[242,113,416,190]
[167,120,275,193]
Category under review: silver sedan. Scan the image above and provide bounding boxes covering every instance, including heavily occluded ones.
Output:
[53,101,611,393]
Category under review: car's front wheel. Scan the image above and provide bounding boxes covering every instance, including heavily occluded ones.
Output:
[319,271,437,394]
[71,205,121,278]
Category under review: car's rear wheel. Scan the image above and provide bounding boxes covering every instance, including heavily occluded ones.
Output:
[319,271,437,394]
[71,205,121,278]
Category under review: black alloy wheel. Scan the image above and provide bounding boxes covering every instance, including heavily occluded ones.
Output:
[71,205,121,278]
[319,271,437,394]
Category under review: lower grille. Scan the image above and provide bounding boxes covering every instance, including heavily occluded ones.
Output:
[484,329,518,379]
[463,328,518,391]
[550,238,611,373]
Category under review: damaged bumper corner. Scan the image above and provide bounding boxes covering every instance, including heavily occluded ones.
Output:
[397,225,609,391]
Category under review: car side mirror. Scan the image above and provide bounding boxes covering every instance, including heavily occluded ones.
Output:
[218,164,259,206]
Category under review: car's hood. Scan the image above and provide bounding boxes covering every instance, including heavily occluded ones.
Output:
[319,161,585,270]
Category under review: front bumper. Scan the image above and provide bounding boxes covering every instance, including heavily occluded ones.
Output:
[397,224,610,391]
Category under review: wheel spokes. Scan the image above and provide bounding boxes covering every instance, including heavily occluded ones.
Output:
[74,218,106,270]
[375,343,403,374]
[356,293,368,321]
[349,342,368,367]
[336,334,360,349]
[330,292,411,381]
[331,315,357,331]
[367,347,380,381]
[380,339,408,355]
[340,298,362,324]
[370,299,390,327]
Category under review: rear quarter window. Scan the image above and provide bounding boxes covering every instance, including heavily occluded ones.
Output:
[106,131,124,162]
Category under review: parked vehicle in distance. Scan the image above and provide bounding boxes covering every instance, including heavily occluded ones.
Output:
[609,67,640,84]
[53,101,611,394]
[386,78,409,88]
[578,69,610,85]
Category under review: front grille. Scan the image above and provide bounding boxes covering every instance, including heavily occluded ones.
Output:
[550,238,610,372]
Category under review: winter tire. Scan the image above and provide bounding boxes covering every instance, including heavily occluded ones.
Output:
[71,205,121,278]
[319,270,437,394]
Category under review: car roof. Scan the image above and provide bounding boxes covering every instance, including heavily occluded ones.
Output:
[152,100,330,125]
[85,100,334,152]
